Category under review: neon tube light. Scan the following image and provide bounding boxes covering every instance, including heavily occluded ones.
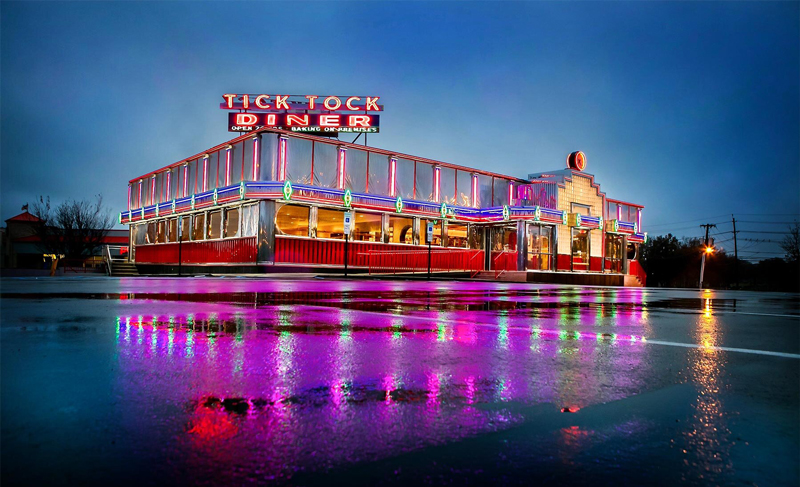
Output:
[471,173,478,208]
[166,171,171,201]
[225,146,232,186]
[389,157,397,197]
[508,182,514,206]
[202,156,208,191]
[433,166,441,202]
[127,186,131,210]
[337,147,347,189]
[150,177,156,205]
[252,136,260,180]
[182,165,188,197]
[278,137,288,181]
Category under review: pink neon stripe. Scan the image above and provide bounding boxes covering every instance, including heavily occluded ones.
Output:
[252,137,259,180]
[225,149,231,186]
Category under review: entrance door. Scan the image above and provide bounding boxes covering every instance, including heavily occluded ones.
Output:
[605,234,623,273]
[571,228,590,271]
[527,224,554,271]
[488,225,517,270]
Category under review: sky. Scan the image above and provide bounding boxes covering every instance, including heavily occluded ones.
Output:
[2,1,798,260]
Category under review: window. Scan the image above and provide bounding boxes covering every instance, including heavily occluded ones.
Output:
[493,178,509,206]
[230,142,245,185]
[133,224,147,244]
[146,222,156,244]
[167,218,178,242]
[415,162,433,201]
[395,158,415,200]
[368,153,388,195]
[447,223,468,248]
[456,170,472,207]
[478,175,492,208]
[224,207,240,238]
[345,149,368,193]
[353,212,382,242]
[317,207,347,239]
[180,215,191,241]
[275,204,309,236]
[241,204,258,237]
[605,234,623,273]
[421,219,443,246]
[286,137,313,184]
[387,216,413,244]
[440,167,456,205]
[192,213,205,240]
[207,210,222,239]
[313,142,339,188]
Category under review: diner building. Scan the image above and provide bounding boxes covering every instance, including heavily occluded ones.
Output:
[120,128,647,285]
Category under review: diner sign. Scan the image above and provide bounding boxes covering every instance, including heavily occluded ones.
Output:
[222,94,382,134]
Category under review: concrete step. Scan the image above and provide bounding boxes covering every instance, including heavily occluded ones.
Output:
[473,271,527,282]
[110,262,139,277]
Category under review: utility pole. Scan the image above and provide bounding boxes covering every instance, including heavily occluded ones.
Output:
[732,215,738,289]
[699,223,716,288]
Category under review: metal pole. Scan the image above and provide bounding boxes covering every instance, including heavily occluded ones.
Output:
[427,241,432,280]
[699,223,715,288]
[178,235,182,277]
[732,215,738,288]
[344,234,349,277]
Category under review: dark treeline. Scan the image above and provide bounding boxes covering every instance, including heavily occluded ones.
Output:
[640,227,800,292]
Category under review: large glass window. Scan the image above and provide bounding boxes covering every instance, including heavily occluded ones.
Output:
[386,216,413,244]
[421,219,443,246]
[188,159,198,195]
[230,142,245,185]
[395,158,415,200]
[243,138,256,181]
[571,228,590,271]
[317,207,347,240]
[457,170,472,207]
[478,174,492,207]
[192,213,205,240]
[207,154,218,190]
[156,220,167,243]
[345,149,368,193]
[133,223,147,245]
[242,204,258,237]
[259,133,279,181]
[275,204,310,237]
[440,167,456,205]
[286,138,313,184]
[353,212,382,242]
[146,222,156,243]
[527,224,553,271]
[313,142,339,188]
[224,207,240,238]
[368,153,388,195]
[180,215,191,241]
[167,218,178,242]
[447,223,468,248]
[207,210,222,239]
[493,178,510,207]
[415,162,433,201]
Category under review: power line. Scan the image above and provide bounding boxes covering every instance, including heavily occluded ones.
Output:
[735,220,799,224]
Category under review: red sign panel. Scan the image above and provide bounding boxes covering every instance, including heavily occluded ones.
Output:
[228,112,380,134]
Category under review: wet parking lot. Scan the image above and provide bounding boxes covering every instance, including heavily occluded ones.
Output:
[1,276,798,486]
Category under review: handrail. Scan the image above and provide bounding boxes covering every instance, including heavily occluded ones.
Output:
[360,248,483,275]
[468,251,484,278]
[493,250,516,280]
[104,245,112,275]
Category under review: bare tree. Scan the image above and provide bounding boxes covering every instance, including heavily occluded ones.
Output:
[781,222,800,263]
[30,195,114,273]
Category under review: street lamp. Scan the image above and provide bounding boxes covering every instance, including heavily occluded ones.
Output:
[700,245,715,288]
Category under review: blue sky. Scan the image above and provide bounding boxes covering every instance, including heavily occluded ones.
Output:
[2,1,798,259]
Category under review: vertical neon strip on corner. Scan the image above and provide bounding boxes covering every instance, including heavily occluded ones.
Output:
[471,174,478,208]
[166,172,171,200]
[637,209,642,231]
[182,166,188,197]
[389,157,397,197]
[617,205,621,222]
[278,137,288,181]
[202,157,208,192]
[433,166,441,202]
[127,186,131,210]
[138,181,143,208]
[508,182,514,206]
[150,177,156,205]
[225,148,232,186]
[252,136,260,180]
[337,147,347,189]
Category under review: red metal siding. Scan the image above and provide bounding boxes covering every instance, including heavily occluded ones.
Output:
[135,237,257,264]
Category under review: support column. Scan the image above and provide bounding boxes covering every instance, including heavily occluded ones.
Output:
[257,200,276,264]
[517,220,526,271]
